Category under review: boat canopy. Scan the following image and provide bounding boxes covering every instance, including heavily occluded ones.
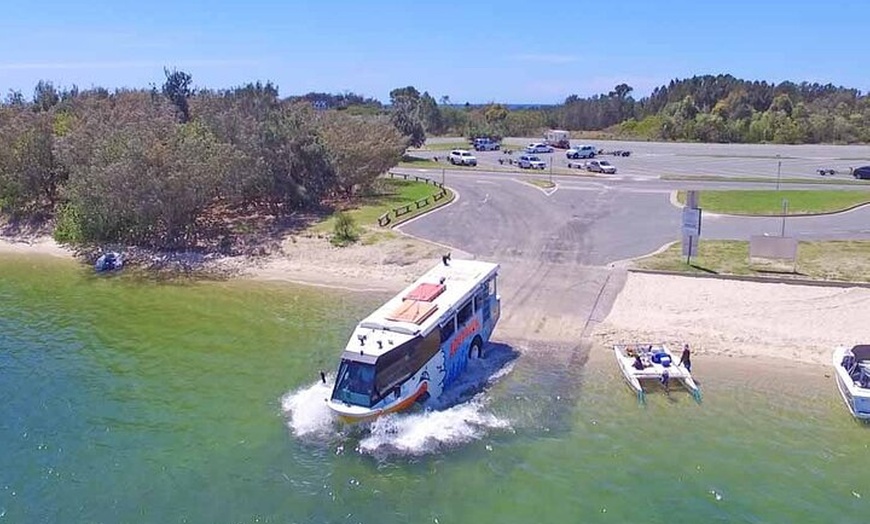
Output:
[849,345,870,360]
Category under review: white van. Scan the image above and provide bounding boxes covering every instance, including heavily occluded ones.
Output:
[448,149,478,166]
[566,145,597,159]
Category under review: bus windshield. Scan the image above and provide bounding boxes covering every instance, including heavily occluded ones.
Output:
[331,359,375,407]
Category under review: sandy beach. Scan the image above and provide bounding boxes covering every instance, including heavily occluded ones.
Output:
[0,235,72,258]
[3,231,866,367]
[592,272,870,366]
[227,234,463,292]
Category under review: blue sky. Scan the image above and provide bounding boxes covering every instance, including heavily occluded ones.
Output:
[1,0,867,104]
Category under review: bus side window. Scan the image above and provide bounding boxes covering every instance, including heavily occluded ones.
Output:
[484,278,496,297]
[440,317,456,343]
[457,300,473,326]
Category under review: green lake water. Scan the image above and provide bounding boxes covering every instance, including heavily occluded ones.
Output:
[1,254,867,523]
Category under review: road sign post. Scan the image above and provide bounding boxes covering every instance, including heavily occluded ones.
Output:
[681,190,702,264]
[781,198,788,237]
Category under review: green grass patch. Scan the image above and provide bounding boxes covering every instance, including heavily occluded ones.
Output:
[633,240,870,282]
[409,141,471,151]
[675,189,870,215]
[662,174,870,186]
[398,154,451,169]
[311,178,452,235]
[360,229,399,245]
[525,178,555,189]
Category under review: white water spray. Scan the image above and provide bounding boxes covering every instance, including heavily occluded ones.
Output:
[281,344,518,456]
[281,378,336,439]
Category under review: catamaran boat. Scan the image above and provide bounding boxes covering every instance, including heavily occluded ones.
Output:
[325,257,501,423]
[832,345,870,420]
[613,343,700,402]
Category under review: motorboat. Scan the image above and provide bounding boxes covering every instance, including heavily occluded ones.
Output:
[832,345,870,420]
[94,252,124,273]
[613,343,701,402]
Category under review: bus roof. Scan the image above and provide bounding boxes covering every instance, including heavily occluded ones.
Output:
[345,259,499,358]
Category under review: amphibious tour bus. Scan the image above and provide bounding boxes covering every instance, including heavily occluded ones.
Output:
[326,257,501,422]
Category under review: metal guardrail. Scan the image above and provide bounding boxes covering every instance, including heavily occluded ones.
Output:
[377,172,448,227]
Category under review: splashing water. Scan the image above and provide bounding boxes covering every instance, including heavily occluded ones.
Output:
[281,378,336,439]
[358,395,511,456]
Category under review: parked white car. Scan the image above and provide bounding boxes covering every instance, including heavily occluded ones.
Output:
[586,159,617,174]
[566,145,597,159]
[518,154,547,169]
[525,143,553,154]
[448,149,477,166]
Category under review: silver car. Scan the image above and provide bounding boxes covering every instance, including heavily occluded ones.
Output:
[518,155,547,169]
[586,159,617,174]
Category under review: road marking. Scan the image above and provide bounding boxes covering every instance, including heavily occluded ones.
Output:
[511,178,559,197]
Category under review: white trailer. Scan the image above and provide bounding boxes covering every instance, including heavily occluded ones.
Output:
[544,129,570,149]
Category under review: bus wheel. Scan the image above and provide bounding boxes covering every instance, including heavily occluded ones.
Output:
[469,336,484,359]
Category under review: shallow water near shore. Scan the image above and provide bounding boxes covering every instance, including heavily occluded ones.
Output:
[1,254,867,523]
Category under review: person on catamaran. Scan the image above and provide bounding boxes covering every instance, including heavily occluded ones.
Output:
[660,369,670,394]
[678,343,692,373]
[633,355,645,370]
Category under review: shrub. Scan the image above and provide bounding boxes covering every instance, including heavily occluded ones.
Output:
[331,211,358,246]
[52,203,85,244]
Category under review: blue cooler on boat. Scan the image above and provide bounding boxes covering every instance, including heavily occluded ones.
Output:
[652,351,671,367]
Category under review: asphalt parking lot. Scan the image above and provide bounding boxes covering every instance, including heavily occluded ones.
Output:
[421,138,870,182]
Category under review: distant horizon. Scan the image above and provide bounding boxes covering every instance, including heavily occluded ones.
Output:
[2,0,868,104]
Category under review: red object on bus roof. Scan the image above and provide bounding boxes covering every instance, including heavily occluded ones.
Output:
[404,282,445,302]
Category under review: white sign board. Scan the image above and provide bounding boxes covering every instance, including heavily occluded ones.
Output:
[682,207,702,235]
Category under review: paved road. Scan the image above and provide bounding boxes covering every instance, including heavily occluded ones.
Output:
[398,168,870,263]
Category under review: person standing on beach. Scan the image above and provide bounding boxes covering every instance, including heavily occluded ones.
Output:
[679,343,692,373]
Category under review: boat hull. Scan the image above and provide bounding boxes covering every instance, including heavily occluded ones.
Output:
[832,346,870,420]
[328,381,429,424]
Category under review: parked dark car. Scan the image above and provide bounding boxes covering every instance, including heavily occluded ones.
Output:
[853,166,870,179]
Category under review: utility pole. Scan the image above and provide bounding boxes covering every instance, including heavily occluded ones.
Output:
[781,198,788,237]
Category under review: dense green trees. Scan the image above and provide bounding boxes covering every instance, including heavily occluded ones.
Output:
[394,74,870,145]
[0,75,408,250]
[551,74,870,144]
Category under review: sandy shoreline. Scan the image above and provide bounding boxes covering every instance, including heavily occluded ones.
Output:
[3,232,865,368]
[591,272,869,366]
[0,235,72,258]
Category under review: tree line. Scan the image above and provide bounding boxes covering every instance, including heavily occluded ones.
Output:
[0,71,409,250]
[382,74,870,145]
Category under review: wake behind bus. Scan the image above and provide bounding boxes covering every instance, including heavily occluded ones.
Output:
[325,257,501,423]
